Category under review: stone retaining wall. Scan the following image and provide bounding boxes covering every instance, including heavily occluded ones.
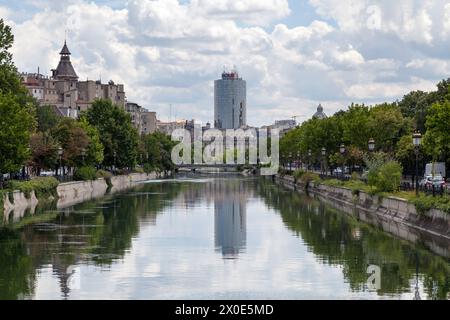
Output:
[2,172,165,222]
[274,174,450,257]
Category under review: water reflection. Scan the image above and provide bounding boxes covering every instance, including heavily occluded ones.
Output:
[256,179,450,299]
[0,177,448,299]
[213,180,247,258]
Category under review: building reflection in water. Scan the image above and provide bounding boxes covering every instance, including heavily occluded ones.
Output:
[212,180,248,259]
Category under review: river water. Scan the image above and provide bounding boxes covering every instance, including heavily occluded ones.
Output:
[0,176,448,299]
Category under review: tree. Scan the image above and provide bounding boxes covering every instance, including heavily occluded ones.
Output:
[29,132,58,175]
[82,99,139,169]
[422,101,450,164]
[37,105,60,132]
[341,104,371,150]
[0,19,35,106]
[398,79,450,133]
[0,19,35,181]
[369,103,409,154]
[0,93,34,176]
[142,131,175,172]
[398,90,429,130]
[0,19,21,95]
[395,135,418,177]
[78,117,104,166]
[51,118,90,169]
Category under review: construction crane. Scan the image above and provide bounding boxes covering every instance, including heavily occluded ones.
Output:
[291,115,304,124]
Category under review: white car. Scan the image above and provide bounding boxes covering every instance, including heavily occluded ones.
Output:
[420,175,446,190]
[40,171,55,177]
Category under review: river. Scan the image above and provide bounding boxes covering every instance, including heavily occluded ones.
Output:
[0,176,448,299]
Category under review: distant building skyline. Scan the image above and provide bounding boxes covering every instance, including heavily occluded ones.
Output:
[21,40,125,119]
[312,104,327,120]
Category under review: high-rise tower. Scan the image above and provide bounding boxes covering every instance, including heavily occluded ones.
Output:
[214,69,246,129]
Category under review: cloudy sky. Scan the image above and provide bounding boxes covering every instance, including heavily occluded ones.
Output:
[1,0,450,126]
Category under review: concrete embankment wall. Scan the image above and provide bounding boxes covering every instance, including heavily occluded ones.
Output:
[2,172,164,222]
[274,175,450,257]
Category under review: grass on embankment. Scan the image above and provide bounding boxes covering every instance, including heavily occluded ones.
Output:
[288,170,450,215]
[0,177,60,221]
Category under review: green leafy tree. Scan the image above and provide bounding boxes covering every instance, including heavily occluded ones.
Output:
[398,90,429,132]
[36,105,60,132]
[395,135,419,177]
[78,117,104,166]
[0,19,35,180]
[422,101,450,164]
[0,93,34,176]
[341,104,371,150]
[51,118,90,169]
[0,19,22,96]
[369,103,409,154]
[29,132,59,175]
[142,131,176,172]
[82,99,139,169]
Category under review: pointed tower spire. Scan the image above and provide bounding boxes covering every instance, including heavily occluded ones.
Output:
[60,40,71,55]
[53,39,78,80]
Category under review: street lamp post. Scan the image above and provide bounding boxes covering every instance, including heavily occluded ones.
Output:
[57,147,63,177]
[289,152,292,172]
[81,148,86,166]
[308,149,312,172]
[368,138,375,152]
[340,143,346,179]
[413,132,422,195]
[113,151,117,174]
[321,147,326,176]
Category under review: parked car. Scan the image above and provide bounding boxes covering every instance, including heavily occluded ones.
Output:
[420,175,446,190]
[40,171,55,177]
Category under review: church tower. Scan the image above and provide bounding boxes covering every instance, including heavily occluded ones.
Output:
[51,41,78,81]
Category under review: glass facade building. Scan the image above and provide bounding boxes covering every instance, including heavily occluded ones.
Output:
[214,71,246,129]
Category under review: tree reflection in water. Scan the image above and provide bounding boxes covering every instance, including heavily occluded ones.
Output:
[0,177,448,299]
[256,179,450,299]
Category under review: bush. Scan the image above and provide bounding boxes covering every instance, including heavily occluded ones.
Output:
[322,179,344,187]
[368,161,402,193]
[412,195,450,215]
[96,169,113,188]
[8,177,59,199]
[95,169,112,179]
[300,172,320,188]
[74,166,97,181]
[134,167,145,174]
[351,172,361,181]
[376,161,402,192]
[293,169,305,179]
[143,163,158,174]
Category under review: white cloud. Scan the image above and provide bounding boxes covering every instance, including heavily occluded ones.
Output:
[191,0,290,26]
[346,78,436,100]
[3,0,450,126]
[309,0,447,45]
